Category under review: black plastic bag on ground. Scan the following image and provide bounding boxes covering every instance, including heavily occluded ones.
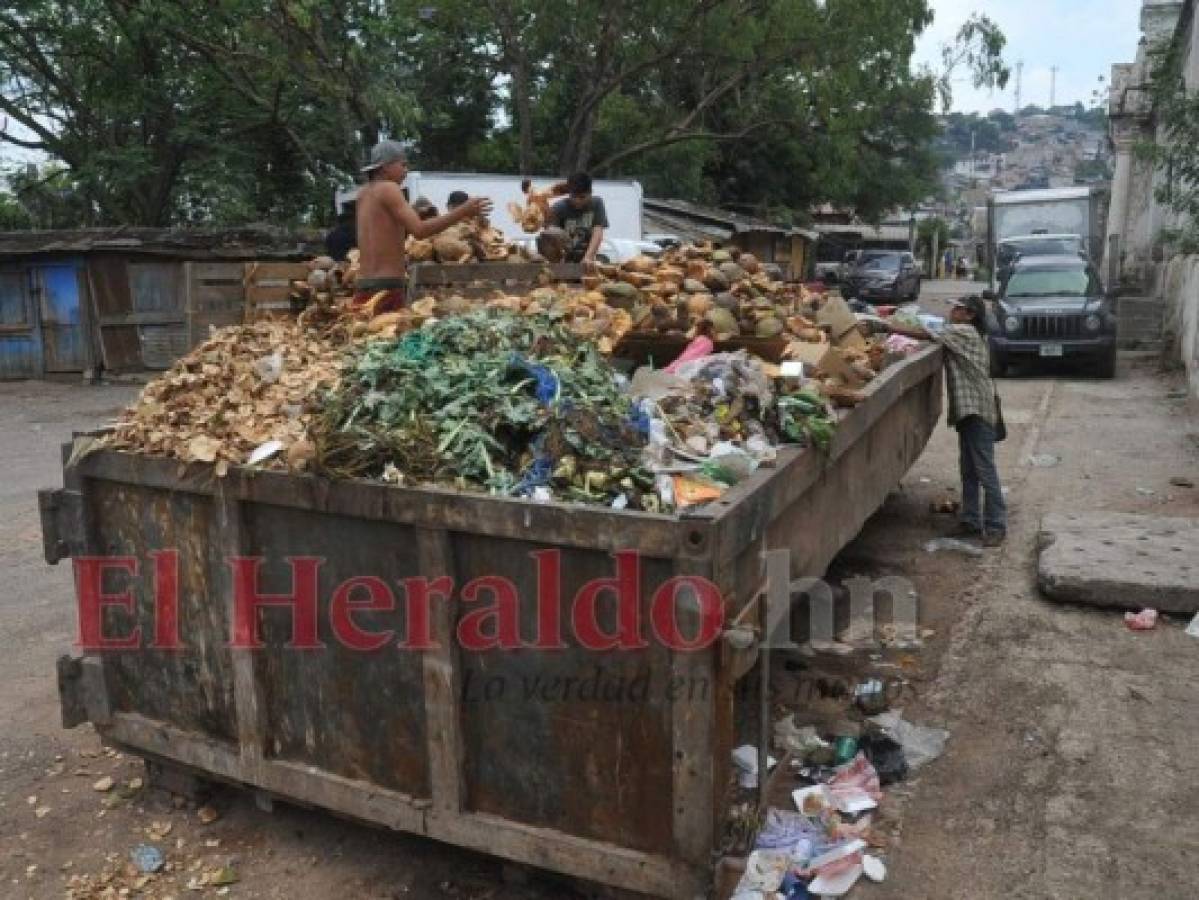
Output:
[859,731,908,785]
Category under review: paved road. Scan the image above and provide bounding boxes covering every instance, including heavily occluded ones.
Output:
[1,342,1197,897]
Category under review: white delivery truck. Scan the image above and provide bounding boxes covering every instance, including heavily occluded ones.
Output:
[986,186,1109,288]
[336,172,645,243]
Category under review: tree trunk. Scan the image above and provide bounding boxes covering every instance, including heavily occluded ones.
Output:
[558,115,597,175]
[512,51,534,175]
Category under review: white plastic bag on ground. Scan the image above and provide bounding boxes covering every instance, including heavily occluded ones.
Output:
[869,710,949,772]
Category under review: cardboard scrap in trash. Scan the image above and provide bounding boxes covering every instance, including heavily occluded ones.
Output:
[816,295,860,341]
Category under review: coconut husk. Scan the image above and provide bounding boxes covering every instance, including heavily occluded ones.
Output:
[104,320,350,471]
[622,255,658,275]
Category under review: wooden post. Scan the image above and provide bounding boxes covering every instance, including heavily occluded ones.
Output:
[417,526,464,813]
[671,554,716,867]
[217,481,267,780]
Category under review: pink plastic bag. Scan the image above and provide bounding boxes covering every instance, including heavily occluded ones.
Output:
[664,335,714,374]
[883,333,921,355]
[829,753,882,801]
[1124,608,1158,631]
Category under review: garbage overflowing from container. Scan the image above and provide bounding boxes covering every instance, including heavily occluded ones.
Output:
[100,241,909,513]
[732,709,949,899]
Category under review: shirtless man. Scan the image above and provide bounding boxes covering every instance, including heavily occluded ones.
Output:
[353,140,492,312]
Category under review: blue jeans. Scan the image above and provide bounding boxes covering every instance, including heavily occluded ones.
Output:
[957,415,1007,533]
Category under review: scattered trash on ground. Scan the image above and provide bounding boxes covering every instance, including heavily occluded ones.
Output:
[1136,487,1157,496]
[862,854,888,883]
[1170,476,1195,488]
[853,679,888,715]
[775,717,834,764]
[1186,613,1199,639]
[930,498,961,515]
[923,537,984,557]
[858,731,909,785]
[92,776,114,793]
[869,711,950,772]
[130,844,164,874]
[1124,608,1159,631]
[732,744,777,789]
[734,752,889,898]
[1027,453,1060,467]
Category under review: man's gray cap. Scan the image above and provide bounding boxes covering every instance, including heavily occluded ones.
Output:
[361,139,413,173]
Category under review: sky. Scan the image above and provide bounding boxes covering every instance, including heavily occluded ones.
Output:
[913,0,1145,114]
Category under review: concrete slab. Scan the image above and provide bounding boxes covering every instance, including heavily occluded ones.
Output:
[1038,512,1199,613]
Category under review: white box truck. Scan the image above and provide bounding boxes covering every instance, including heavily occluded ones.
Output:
[985,186,1109,288]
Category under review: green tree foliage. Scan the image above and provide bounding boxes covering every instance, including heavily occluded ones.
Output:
[935,14,1010,112]
[939,113,1016,156]
[917,215,950,266]
[0,0,1004,229]
[0,0,419,226]
[988,111,1017,133]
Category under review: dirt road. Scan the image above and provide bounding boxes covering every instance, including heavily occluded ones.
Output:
[1,342,1197,898]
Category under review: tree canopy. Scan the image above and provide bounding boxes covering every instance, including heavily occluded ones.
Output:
[0,0,1005,228]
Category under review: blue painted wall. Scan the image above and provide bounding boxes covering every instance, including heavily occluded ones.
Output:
[0,267,42,379]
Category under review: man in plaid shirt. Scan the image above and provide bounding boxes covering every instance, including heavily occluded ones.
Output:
[884,296,1007,545]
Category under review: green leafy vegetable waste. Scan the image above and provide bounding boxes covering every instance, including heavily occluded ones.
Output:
[312,311,656,507]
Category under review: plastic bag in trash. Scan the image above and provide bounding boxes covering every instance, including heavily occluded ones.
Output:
[773,715,832,758]
[755,807,831,864]
[732,744,777,789]
[735,849,791,892]
[869,710,949,772]
[858,731,908,785]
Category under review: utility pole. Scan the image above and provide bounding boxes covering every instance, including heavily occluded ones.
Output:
[1015,61,1024,114]
[1050,66,1059,110]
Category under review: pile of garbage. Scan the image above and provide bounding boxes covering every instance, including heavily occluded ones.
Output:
[104,319,348,472]
[99,302,847,512]
[98,234,925,510]
[348,284,635,352]
[291,240,896,410]
[731,712,949,899]
[314,311,658,508]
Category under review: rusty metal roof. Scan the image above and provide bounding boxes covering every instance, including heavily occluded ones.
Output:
[642,198,817,243]
[0,226,321,260]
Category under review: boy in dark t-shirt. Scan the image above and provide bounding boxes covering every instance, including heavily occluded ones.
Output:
[538,172,608,264]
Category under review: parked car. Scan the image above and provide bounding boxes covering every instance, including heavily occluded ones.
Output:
[842,250,921,303]
[984,254,1117,378]
[995,233,1087,285]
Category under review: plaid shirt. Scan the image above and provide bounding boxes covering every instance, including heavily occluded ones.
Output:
[935,324,996,427]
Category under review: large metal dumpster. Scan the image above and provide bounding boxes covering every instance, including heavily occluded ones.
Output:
[41,346,942,899]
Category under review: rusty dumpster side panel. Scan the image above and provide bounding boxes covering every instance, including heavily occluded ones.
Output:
[44,346,943,899]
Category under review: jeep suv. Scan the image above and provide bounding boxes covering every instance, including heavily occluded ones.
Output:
[985,255,1117,378]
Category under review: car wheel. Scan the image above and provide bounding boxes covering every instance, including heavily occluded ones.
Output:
[1096,346,1117,379]
[909,279,922,301]
[989,352,1008,378]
